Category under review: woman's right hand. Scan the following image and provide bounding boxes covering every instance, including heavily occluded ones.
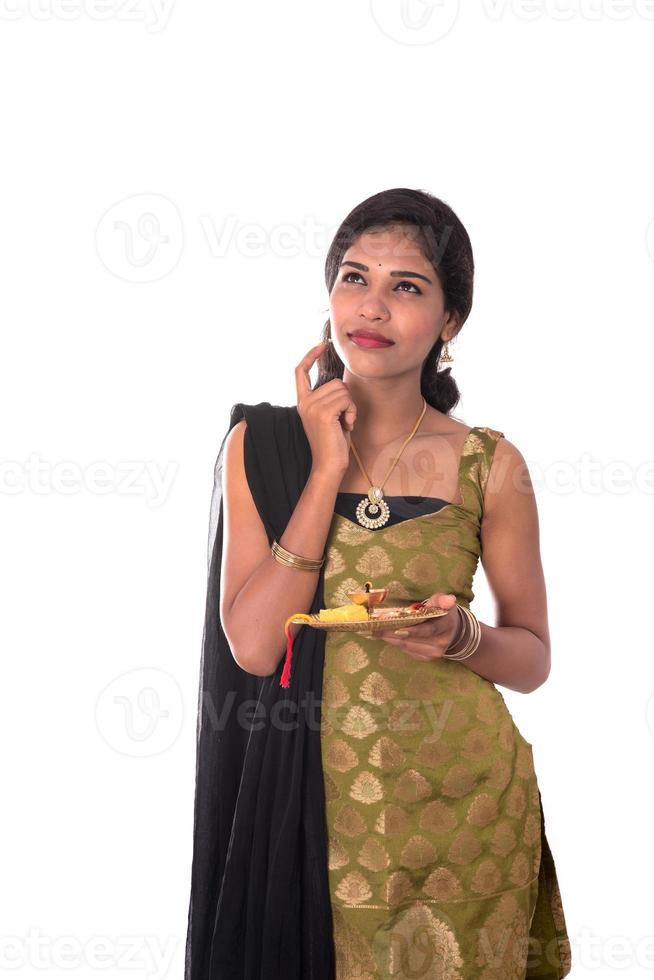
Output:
[295,341,357,477]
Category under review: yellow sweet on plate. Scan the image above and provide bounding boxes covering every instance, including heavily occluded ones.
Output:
[318,603,368,622]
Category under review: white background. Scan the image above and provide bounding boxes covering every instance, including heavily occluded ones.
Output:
[1,1,653,977]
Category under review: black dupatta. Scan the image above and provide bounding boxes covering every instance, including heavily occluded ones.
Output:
[184,401,335,979]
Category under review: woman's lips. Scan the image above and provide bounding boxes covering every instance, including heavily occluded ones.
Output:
[347,333,395,349]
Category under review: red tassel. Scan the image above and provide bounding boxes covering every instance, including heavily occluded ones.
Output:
[280,627,294,688]
[281,614,313,689]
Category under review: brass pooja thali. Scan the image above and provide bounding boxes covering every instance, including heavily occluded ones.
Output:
[287,581,448,633]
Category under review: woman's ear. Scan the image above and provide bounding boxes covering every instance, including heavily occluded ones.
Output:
[440,310,462,344]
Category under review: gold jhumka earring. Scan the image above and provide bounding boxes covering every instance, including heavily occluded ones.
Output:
[440,339,453,363]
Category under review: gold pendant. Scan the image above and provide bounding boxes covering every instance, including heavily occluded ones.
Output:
[355,486,390,529]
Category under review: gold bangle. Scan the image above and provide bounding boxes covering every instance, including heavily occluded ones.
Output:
[443,604,468,656]
[271,538,325,571]
[450,607,481,660]
[445,604,467,652]
[446,606,479,660]
[443,604,481,660]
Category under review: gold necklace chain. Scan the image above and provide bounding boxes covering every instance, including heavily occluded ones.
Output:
[348,397,428,529]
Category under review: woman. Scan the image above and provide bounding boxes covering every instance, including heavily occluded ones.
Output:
[185,188,572,979]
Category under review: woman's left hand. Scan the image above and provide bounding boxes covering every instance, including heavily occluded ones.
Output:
[376,593,461,662]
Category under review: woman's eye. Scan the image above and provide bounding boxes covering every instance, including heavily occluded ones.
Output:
[341,272,421,294]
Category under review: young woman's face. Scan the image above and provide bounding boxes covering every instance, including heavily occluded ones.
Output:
[328,224,456,375]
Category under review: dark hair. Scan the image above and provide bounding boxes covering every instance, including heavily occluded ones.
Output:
[316,187,474,415]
